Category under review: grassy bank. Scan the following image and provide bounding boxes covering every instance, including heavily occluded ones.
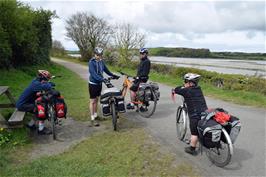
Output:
[1,122,197,177]
[55,57,266,108]
[149,47,266,60]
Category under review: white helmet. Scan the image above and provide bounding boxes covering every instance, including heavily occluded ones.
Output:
[184,73,201,85]
[94,47,103,55]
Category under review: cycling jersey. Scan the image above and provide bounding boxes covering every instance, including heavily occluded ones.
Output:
[174,86,207,119]
[137,56,150,82]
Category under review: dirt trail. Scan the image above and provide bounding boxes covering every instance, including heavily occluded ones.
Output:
[29,118,102,159]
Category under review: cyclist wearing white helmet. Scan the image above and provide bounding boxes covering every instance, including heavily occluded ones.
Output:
[172,73,208,155]
[88,47,120,126]
[16,70,53,135]
[127,47,151,110]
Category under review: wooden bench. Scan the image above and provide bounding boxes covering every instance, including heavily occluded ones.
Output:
[0,86,25,128]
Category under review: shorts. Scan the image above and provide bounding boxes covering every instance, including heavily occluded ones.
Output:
[130,79,148,92]
[89,83,102,99]
[189,118,200,136]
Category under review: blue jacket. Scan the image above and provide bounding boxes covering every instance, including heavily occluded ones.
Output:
[88,58,114,84]
[16,79,52,109]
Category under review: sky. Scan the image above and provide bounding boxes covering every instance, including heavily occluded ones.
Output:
[21,0,265,53]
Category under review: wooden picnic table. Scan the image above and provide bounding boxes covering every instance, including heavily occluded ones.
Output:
[0,86,25,128]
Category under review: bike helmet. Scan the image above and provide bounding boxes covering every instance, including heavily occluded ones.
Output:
[139,47,148,54]
[38,70,52,80]
[94,47,104,55]
[184,73,201,85]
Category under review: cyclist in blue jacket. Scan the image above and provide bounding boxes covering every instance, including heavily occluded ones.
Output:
[88,47,119,126]
[16,70,53,135]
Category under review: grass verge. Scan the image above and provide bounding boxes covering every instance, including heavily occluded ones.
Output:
[1,119,197,177]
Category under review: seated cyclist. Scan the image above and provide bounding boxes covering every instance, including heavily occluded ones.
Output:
[16,70,53,135]
[126,47,151,110]
[172,73,208,155]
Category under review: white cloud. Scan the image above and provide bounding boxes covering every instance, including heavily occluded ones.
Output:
[21,0,266,52]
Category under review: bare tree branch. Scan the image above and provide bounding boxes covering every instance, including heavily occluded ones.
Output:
[113,23,146,63]
[65,12,113,61]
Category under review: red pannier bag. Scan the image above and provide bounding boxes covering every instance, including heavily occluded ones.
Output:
[55,96,67,118]
[35,97,46,119]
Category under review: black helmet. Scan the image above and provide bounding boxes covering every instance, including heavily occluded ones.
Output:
[184,73,201,85]
[139,47,148,54]
[94,47,103,55]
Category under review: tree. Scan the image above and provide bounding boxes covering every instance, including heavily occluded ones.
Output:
[113,23,145,64]
[65,12,113,61]
[51,40,66,56]
[0,0,54,68]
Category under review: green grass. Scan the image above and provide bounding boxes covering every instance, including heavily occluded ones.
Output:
[1,122,197,177]
[0,62,89,121]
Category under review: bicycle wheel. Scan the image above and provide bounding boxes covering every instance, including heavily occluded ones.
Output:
[205,128,233,167]
[137,88,157,118]
[176,106,188,141]
[48,105,56,140]
[111,102,117,131]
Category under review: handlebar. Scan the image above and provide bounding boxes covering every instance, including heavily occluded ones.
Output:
[118,71,133,78]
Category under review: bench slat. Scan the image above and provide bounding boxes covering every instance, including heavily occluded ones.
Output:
[0,86,8,96]
[8,109,25,125]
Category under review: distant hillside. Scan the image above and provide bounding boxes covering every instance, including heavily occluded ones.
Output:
[149,47,266,60]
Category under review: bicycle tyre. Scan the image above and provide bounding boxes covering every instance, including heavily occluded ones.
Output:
[205,128,233,167]
[137,88,157,118]
[176,106,187,141]
[111,102,117,131]
[49,105,56,140]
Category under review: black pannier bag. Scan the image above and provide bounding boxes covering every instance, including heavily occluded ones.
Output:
[116,96,125,113]
[197,118,223,149]
[137,83,149,102]
[150,82,160,101]
[100,87,123,116]
[222,116,241,144]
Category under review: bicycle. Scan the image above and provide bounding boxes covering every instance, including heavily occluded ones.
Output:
[119,71,159,118]
[37,76,66,140]
[172,92,234,167]
[101,77,125,131]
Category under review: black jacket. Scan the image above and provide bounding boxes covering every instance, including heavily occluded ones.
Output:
[137,57,150,82]
[174,86,207,119]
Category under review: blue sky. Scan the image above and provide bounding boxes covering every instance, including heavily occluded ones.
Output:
[22,0,265,53]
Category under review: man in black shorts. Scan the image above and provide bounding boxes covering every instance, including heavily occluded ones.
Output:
[126,47,151,110]
[88,47,119,126]
[173,73,208,155]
